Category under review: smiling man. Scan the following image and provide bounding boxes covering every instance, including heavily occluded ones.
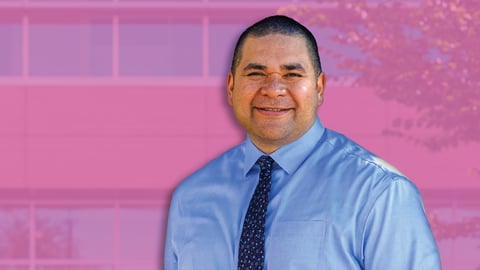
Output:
[227,33,324,154]
[164,15,441,270]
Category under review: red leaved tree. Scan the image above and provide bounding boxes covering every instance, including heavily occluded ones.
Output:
[282,0,479,152]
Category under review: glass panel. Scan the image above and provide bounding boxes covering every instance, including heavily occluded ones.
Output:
[119,16,202,76]
[0,20,22,76]
[0,205,29,259]
[35,206,114,260]
[118,206,166,261]
[208,20,245,76]
[29,17,112,76]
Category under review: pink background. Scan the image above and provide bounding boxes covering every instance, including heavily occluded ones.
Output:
[0,1,479,269]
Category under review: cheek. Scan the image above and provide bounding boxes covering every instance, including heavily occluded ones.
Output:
[291,84,318,106]
[230,93,251,116]
[232,84,256,104]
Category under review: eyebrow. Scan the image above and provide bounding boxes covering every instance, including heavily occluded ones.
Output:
[242,62,307,73]
[243,63,267,72]
[282,63,307,73]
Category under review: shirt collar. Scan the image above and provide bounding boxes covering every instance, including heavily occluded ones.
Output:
[243,118,325,176]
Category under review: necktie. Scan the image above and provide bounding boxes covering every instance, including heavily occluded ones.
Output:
[238,155,274,270]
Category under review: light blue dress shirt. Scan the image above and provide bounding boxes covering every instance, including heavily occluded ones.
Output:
[164,118,441,269]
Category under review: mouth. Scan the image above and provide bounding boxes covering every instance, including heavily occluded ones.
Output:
[254,107,292,115]
[258,107,288,112]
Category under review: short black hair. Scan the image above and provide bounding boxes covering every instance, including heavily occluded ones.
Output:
[230,15,322,75]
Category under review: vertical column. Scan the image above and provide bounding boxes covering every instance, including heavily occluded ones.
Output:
[202,15,209,78]
[22,15,29,78]
[450,202,457,270]
[22,16,32,270]
[201,15,210,157]
[113,202,120,270]
[112,15,120,79]
[112,0,120,79]
[28,203,35,270]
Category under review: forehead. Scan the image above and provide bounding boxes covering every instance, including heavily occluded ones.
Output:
[239,34,312,69]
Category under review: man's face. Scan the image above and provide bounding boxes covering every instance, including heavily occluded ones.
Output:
[227,33,325,153]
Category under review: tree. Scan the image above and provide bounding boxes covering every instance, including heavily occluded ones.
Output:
[281,0,479,153]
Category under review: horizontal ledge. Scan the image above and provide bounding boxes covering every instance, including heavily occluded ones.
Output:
[0,188,172,203]
[0,76,224,87]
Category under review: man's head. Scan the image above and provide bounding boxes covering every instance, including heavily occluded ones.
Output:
[227,15,326,154]
[230,15,322,76]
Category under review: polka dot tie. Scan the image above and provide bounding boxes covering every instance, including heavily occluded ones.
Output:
[238,155,274,270]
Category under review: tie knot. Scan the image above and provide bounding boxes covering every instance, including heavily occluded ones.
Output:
[258,155,274,172]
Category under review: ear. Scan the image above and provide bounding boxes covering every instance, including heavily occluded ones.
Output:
[227,72,234,106]
[316,72,326,106]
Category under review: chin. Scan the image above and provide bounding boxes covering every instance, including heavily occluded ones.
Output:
[259,133,292,145]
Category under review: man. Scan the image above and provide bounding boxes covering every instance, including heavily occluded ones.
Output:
[164,15,441,269]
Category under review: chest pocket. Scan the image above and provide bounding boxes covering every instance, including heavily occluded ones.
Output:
[265,221,326,270]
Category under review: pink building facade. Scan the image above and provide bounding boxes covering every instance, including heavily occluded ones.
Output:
[0,1,479,269]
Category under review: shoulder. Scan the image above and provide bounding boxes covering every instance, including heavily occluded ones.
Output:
[325,129,405,173]
[172,142,246,199]
[321,128,413,189]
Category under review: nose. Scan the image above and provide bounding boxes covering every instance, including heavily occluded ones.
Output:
[260,73,287,97]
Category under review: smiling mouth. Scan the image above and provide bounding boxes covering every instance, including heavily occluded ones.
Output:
[260,108,286,112]
[255,107,291,114]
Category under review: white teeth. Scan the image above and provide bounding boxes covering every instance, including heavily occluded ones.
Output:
[263,108,282,112]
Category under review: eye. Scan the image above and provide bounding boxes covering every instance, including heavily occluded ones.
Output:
[247,72,266,77]
[284,73,302,78]
[244,72,267,81]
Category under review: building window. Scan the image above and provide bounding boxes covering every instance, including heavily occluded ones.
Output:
[0,190,168,270]
[0,205,29,259]
[29,15,113,77]
[119,16,203,76]
[0,16,22,76]
[35,206,114,260]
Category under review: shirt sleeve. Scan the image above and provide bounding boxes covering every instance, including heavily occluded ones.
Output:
[164,194,180,270]
[362,177,442,270]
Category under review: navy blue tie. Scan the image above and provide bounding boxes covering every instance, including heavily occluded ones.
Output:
[238,155,274,270]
